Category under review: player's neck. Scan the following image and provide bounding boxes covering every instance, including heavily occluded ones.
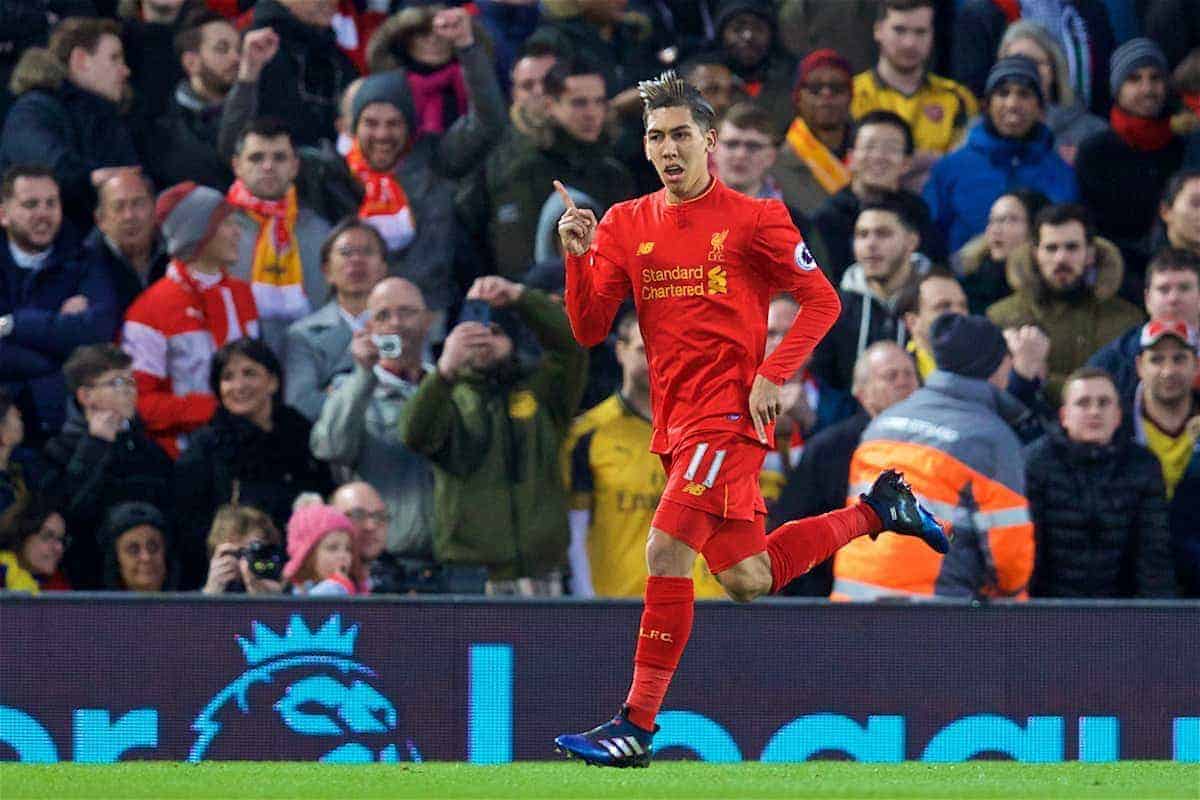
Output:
[665,174,714,205]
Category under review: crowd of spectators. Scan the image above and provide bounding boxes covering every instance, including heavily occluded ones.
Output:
[0,0,1198,600]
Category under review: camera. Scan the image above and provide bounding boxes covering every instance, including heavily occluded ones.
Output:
[239,540,284,581]
[458,299,492,326]
[371,333,403,360]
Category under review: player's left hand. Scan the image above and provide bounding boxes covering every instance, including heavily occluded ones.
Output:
[748,375,782,444]
[467,275,525,307]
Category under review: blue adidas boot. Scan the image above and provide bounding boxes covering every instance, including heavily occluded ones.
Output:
[860,469,952,554]
[554,707,656,767]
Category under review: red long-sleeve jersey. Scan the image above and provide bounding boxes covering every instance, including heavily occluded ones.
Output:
[565,178,841,454]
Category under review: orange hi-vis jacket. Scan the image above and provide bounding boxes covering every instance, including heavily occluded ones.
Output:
[834,370,1034,600]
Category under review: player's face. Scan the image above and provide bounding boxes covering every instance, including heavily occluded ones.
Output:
[853,209,918,282]
[645,106,716,200]
[1060,377,1121,445]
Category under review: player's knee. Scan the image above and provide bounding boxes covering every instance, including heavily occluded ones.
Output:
[718,570,770,603]
[645,530,695,577]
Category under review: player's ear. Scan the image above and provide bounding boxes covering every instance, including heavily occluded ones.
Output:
[705,126,717,153]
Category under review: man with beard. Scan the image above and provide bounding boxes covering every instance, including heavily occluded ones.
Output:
[0,165,119,444]
[401,275,588,596]
[809,197,929,392]
[705,0,796,136]
[148,12,279,191]
[987,204,1143,405]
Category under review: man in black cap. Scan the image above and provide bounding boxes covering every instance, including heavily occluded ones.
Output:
[924,55,1078,253]
[836,312,1036,600]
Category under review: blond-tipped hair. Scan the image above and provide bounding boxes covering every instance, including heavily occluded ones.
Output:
[638,70,716,130]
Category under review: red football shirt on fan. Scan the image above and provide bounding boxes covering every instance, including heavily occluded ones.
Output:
[565,178,841,454]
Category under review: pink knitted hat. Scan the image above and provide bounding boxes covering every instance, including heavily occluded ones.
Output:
[282,503,358,582]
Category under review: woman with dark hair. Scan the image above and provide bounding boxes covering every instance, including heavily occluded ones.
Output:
[951,189,1050,315]
[96,501,177,592]
[1154,169,1200,259]
[0,496,71,593]
[174,338,332,589]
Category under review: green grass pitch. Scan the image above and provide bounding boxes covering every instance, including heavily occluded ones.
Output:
[2,762,1197,800]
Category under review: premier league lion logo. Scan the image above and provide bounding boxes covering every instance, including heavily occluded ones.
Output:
[189,614,420,763]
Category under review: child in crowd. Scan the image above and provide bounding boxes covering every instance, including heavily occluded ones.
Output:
[282,503,366,596]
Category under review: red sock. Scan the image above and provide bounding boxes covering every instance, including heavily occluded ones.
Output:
[766,503,881,594]
[624,575,694,731]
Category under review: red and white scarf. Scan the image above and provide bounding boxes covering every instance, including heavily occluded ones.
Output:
[345,140,415,253]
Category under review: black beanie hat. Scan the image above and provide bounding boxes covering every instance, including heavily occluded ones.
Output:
[931,313,1009,380]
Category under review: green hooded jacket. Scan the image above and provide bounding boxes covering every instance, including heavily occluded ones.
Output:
[401,289,588,579]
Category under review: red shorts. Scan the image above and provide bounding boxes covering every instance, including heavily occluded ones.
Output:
[651,430,769,573]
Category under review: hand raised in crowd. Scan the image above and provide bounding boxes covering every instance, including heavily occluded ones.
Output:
[202,542,242,595]
[467,275,525,307]
[1004,325,1051,382]
[438,322,494,381]
[238,27,280,83]
[59,294,89,315]
[86,407,124,443]
[433,7,474,49]
[351,328,380,371]
[554,180,597,256]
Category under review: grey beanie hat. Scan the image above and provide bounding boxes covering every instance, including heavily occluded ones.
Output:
[154,182,233,261]
[985,55,1045,106]
[1110,37,1168,93]
[351,69,415,133]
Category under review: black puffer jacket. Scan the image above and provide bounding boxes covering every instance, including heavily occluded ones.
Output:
[174,404,333,589]
[1024,428,1175,598]
[39,401,174,589]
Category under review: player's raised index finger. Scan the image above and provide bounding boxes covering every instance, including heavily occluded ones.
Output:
[553,180,577,212]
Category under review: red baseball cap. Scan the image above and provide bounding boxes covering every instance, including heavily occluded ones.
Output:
[1139,318,1199,352]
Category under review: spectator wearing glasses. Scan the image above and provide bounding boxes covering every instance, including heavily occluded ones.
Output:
[40,343,173,589]
[773,49,854,214]
[97,500,177,592]
[311,277,437,567]
[331,480,413,595]
[0,496,70,593]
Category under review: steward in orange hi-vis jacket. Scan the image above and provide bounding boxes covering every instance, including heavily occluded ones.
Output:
[834,315,1034,600]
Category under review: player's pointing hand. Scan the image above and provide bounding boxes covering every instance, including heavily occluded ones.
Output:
[554,179,597,257]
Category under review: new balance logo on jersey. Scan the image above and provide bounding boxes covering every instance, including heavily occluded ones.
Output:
[682,482,707,496]
[707,266,727,295]
[637,241,655,255]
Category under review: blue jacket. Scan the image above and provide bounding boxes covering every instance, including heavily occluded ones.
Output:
[1087,322,1141,407]
[0,57,139,232]
[0,233,120,436]
[924,121,1078,252]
